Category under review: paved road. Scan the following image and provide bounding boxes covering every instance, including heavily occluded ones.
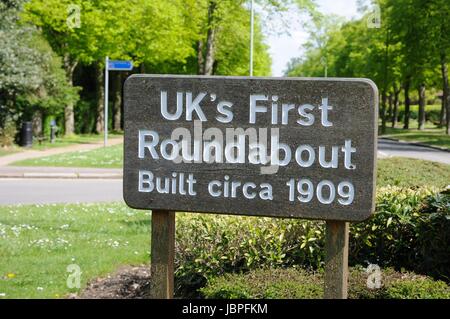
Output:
[378,138,450,165]
[0,178,122,205]
[0,139,448,205]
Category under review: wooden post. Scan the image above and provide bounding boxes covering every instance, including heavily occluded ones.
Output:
[149,210,175,299]
[324,220,349,299]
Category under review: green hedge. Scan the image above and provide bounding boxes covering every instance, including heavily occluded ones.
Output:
[174,187,450,297]
[200,267,450,299]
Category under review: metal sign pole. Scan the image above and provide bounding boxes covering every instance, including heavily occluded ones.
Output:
[104,56,109,147]
[249,0,254,76]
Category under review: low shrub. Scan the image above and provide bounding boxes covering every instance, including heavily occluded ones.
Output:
[175,215,324,297]
[201,268,323,299]
[200,267,450,299]
[0,117,17,147]
[174,187,450,296]
[350,186,450,280]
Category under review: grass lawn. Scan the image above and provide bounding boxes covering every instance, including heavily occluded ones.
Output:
[380,126,450,150]
[377,158,450,188]
[0,133,122,158]
[11,143,123,168]
[0,203,150,298]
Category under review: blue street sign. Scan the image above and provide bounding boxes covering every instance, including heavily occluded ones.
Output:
[108,60,133,71]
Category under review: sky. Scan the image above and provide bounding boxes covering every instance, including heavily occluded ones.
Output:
[266,0,363,76]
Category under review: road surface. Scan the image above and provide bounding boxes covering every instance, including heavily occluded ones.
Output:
[0,139,447,205]
[0,178,122,205]
[378,138,450,165]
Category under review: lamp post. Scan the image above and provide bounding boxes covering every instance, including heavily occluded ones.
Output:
[250,0,254,76]
[104,56,109,147]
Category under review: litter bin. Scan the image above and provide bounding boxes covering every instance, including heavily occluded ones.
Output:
[20,121,33,147]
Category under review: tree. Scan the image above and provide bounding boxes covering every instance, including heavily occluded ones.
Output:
[194,0,316,76]
[1,0,42,125]
[23,0,88,135]
[24,0,197,133]
[0,0,76,138]
[428,0,450,134]
[17,34,79,136]
[387,0,433,130]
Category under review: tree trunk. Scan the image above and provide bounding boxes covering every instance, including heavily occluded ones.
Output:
[440,93,447,127]
[418,83,426,130]
[440,53,449,133]
[63,54,77,136]
[202,1,217,75]
[32,110,42,137]
[113,73,122,132]
[387,93,393,121]
[403,78,411,129]
[391,83,400,128]
[197,41,205,75]
[95,63,105,134]
[380,90,387,134]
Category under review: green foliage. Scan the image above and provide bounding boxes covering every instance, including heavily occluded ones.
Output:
[74,99,96,134]
[385,277,450,299]
[0,0,44,124]
[175,214,323,297]
[351,187,450,280]
[214,10,271,76]
[24,0,201,67]
[200,268,323,299]
[201,267,450,299]
[0,0,78,134]
[0,0,42,97]
[286,0,450,132]
[16,33,80,119]
[0,117,17,147]
[174,187,449,296]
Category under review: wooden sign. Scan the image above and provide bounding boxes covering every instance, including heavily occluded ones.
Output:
[123,75,378,222]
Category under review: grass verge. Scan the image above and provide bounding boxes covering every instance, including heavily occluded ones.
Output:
[380,126,450,150]
[0,203,149,298]
[11,143,123,168]
[1,133,123,158]
[377,158,450,188]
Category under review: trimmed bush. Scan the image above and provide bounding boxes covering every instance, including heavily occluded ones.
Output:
[174,187,450,296]
[175,215,324,297]
[350,186,450,280]
[201,268,323,299]
[0,117,17,147]
[200,267,450,299]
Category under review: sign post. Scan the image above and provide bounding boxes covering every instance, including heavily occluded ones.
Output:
[123,75,378,299]
[103,57,133,147]
[324,221,349,298]
[149,210,175,299]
